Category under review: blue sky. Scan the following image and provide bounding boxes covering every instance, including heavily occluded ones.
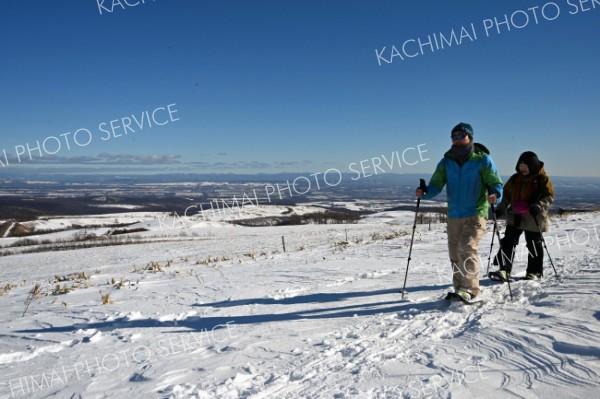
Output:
[0,0,599,177]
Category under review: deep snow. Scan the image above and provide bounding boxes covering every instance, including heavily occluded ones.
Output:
[1,207,600,398]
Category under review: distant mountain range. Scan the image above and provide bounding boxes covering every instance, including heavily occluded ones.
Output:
[1,173,599,219]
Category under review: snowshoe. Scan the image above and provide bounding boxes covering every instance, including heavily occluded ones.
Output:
[445,290,483,305]
[488,270,513,282]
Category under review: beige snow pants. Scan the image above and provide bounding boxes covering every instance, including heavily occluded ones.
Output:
[447,216,486,297]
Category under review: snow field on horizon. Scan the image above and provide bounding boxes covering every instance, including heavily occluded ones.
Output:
[0,209,599,398]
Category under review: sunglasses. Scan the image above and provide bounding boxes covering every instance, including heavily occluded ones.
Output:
[451,133,467,140]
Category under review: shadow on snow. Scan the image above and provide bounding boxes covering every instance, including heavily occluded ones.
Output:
[16,284,452,335]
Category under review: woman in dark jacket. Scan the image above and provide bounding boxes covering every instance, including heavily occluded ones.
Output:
[490,151,554,281]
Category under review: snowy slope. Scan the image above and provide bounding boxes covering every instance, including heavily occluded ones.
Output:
[1,209,599,398]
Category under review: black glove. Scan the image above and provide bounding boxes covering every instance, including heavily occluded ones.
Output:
[418,179,427,193]
[416,179,427,199]
[529,203,542,216]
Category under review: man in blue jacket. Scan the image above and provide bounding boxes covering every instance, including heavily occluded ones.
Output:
[416,122,503,301]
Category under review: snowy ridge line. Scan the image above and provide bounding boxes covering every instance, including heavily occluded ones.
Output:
[1,225,414,265]
[0,236,216,257]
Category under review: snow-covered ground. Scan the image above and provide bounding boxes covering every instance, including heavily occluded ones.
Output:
[1,207,599,398]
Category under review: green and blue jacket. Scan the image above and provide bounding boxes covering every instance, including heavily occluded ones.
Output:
[423,144,503,219]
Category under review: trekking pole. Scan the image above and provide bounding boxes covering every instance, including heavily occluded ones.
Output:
[400,179,426,299]
[488,186,513,301]
[533,216,559,278]
[485,221,497,275]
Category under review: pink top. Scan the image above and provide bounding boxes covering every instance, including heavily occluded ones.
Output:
[513,201,530,215]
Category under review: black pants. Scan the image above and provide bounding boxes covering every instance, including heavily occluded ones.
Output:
[493,225,544,275]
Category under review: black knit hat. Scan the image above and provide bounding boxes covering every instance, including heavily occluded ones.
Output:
[451,122,473,139]
[516,151,541,175]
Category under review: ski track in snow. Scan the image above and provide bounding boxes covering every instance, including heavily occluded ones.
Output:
[0,211,600,398]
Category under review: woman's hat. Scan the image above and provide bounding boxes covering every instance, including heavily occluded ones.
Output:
[516,151,541,175]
